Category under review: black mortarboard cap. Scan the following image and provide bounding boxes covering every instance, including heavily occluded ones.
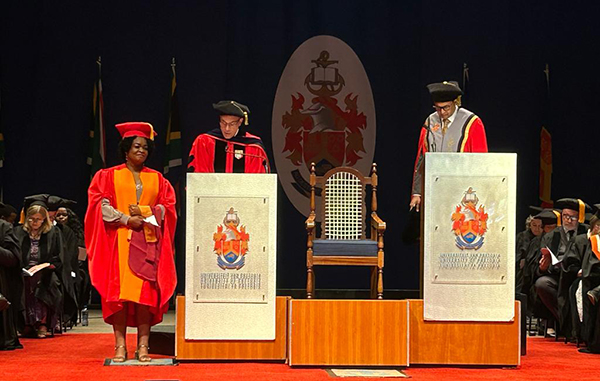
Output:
[555,198,591,223]
[0,203,16,218]
[534,208,561,226]
[213,100,250,125]
[47,195,77,212]
[426,81,463,103]
[589,204,600,221]
[23,194,50,212]
[529,206,543,215]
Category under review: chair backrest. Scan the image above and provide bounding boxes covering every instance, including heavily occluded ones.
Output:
[309,164,378,240]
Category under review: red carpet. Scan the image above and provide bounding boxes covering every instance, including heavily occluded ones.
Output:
[1,335,600,380]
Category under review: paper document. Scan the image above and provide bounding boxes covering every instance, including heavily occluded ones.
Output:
[144,214,160,227]
[541,246,561,266]
[22,262,51,277]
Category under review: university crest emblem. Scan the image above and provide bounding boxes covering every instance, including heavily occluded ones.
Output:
[272,35,376,217]
[213,208,250,270]
[451,187,488,250]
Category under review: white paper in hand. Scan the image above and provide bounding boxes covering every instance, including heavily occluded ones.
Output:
[542,246,561,266]
[144,215,160,227]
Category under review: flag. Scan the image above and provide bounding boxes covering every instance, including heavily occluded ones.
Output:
[461,62,469,107]
[163,57,182,182]
[539,126,552,207]
[87,56,106,179]
[539,64,552,208]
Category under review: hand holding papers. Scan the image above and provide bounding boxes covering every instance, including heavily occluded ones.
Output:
[541,246,561,266]
[22,262,52,277]
[144,214,159,227]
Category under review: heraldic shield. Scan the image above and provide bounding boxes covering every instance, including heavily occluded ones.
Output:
[281,50,368,179]
[272,36,376,220]
[451,187,488,250]
[213,208,250,270]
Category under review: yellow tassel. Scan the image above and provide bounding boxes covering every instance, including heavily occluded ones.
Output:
[578,199,586,223]
[552,210,561,227]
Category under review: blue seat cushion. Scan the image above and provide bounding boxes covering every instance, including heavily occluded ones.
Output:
[312,239,378,257]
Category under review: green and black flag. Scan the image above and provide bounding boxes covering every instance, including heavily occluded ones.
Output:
[164,57,182,183]
[87,56,106,180]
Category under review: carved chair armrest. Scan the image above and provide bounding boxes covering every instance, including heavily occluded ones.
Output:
[306,214,316,233]
[371,213,386,233]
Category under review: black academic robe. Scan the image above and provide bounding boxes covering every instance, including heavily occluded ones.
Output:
[537,225,587,335]
[14,225,63,327]
[0,220,22,350]
[567,234,600,350]
[524,233,551,318]
[56,224,79,325]
[516,229,536,293]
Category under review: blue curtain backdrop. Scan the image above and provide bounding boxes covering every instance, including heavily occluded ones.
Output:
[1,0,599,292]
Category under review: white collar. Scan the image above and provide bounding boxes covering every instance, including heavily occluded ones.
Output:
[446,106,459,124]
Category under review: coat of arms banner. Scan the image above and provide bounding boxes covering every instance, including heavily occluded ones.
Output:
[423,153,516,322]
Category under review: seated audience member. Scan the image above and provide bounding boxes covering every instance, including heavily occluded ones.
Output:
[534,198,590,337]
[566,206,600,352]
[47,196,80,328]
[0,203,22,350]
[55,202,89,326]
[0,203,18,225]
[524,208,560,317]
[14,196,63,338]
[516,207,543,293]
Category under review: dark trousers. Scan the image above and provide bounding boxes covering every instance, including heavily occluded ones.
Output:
[535,274,559,321]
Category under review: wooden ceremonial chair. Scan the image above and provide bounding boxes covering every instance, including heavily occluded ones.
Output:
[305,163,386,299]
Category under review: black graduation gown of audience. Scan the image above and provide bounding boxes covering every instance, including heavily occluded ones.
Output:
[537,225,587,335]
[0,220,22,350]
[516,229,536,294]
[56,223,80,325]
[523,233,548,316]
[565,234,600,350]
[14,225,63,328]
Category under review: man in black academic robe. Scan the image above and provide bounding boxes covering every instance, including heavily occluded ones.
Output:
[534,199,590,337]
[0,215,23,350]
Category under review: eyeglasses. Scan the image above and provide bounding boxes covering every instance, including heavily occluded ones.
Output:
[219,119,241,128]
[562,214,579,222]
[56,213,68,218]
[28,217,45,223]
[433,104,453,112]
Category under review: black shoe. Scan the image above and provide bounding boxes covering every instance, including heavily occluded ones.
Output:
[81,308,89,326]
[579,348,593,354]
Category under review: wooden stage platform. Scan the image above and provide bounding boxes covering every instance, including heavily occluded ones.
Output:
[175,296,520,366]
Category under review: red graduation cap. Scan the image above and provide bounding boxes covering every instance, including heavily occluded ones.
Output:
[115,122,157,141]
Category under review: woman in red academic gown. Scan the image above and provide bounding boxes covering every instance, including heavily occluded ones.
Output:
[85,122,176,363]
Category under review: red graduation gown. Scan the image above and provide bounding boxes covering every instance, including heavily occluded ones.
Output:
[187,131,270,173]
[84,164,177,326]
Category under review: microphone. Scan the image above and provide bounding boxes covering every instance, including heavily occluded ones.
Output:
[423,118,436,152]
